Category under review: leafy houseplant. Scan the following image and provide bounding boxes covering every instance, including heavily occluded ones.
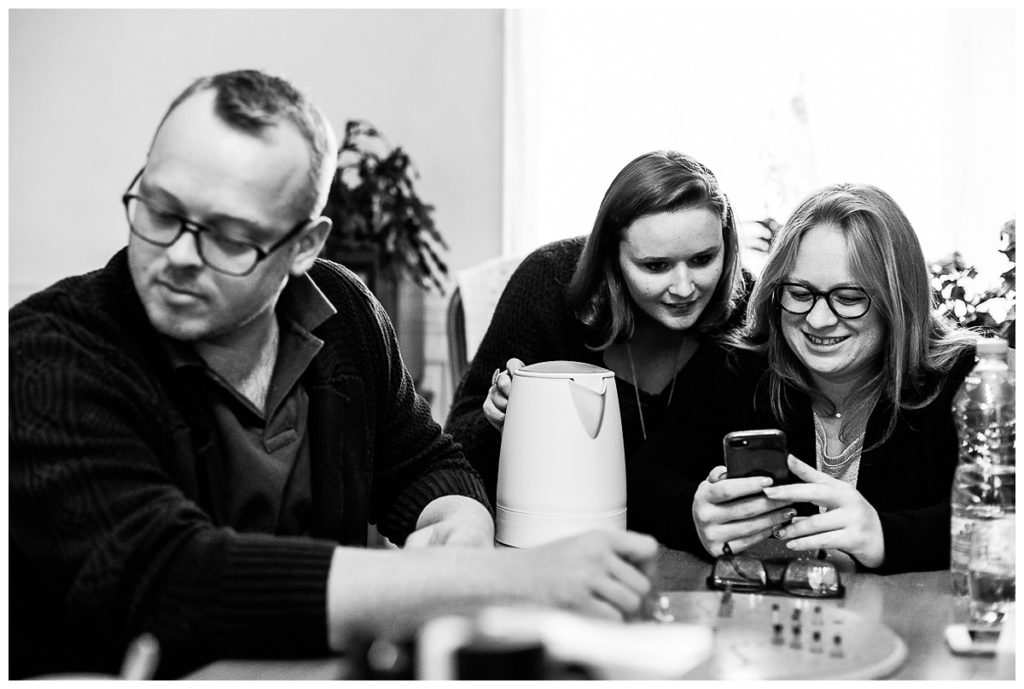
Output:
[930,219,1015,342]
[320,120,450,294]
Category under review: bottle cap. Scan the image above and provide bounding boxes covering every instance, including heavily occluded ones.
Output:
[976,337,1009,355]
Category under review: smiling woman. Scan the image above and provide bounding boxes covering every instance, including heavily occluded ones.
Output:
[777,224,887,409]
[691,183,979,574]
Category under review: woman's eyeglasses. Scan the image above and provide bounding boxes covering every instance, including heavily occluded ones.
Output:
[707,543,845,598]
[776,282,872,320]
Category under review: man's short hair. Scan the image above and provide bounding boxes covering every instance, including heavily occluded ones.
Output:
[152,69,337,219]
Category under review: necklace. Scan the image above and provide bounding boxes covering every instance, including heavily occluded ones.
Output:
[816,401,844,419]
[625,338,688,441]
[811,410,865,468]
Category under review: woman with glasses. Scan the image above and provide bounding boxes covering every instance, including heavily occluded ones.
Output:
[692,183,979,573]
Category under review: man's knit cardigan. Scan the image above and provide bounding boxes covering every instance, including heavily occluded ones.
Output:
[9,250,489,678]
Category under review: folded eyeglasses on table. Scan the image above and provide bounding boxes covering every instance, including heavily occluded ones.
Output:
[707,543,845,598]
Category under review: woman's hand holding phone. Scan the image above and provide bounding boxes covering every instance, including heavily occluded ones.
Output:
[691,464,798,558]
[762,456,886,568]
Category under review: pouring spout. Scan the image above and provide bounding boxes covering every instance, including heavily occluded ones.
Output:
[568,377,607,439]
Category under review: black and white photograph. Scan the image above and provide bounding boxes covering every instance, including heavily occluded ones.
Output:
[7,1,1018,680]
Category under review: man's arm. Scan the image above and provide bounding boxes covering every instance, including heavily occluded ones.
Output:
[321,264,493,543]
[405,495,496,548]
[325,529,659,651]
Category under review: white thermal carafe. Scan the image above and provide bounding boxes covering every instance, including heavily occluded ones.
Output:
[495,361,627,548]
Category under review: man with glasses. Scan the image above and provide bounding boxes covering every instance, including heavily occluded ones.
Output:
[9,69,658,678]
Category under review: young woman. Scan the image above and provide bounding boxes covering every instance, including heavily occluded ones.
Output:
[692,183,978,573]
[444,150,754,548]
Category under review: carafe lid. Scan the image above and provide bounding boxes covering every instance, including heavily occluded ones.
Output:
[516,360,613,378]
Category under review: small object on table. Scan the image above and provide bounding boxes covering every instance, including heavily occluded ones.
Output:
[830,634,844,659]
[790,624,802,650]
[811,630,823,654]
[651,594,675,623]
[772,623,785,646]
[718,583,734,618]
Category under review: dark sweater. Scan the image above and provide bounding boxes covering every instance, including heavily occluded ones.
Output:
[9,250,489,678]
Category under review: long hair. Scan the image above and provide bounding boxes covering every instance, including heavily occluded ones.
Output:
[743,183,976,443]
[566,150,743,349]
[151,69,337,219]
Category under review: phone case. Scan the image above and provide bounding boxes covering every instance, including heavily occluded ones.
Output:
[723,429,793,484]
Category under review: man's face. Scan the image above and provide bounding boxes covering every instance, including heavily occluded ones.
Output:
[128,89,313,346]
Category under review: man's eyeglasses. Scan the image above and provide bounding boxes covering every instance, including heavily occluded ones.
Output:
[776,282,872,320]
[122,169,311,277]
[707,543,844,598]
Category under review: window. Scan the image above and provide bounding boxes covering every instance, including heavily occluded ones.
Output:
[503,7,1015,280]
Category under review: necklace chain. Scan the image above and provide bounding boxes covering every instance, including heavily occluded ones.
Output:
[812,410,865,468]
[626,339,688,441]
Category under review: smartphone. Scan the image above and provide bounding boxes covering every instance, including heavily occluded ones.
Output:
[723,429,794,484]
[944,624,999,656]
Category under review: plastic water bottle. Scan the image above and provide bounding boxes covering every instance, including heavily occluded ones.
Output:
[950,338,1016,601]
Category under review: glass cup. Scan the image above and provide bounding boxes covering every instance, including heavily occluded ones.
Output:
[967,518,1016,630]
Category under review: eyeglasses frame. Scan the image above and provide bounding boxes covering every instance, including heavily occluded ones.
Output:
[121,168,312,277]
[775,281,873,320]
[706,542,845,599]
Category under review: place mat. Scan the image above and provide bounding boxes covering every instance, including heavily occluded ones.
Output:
[665,590,907,680]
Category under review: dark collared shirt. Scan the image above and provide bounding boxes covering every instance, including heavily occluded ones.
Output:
[164,274,336,534]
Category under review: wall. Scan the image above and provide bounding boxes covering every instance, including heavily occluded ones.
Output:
[9,8,505,418]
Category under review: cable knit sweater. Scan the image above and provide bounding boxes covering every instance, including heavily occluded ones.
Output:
[9,250,489,678]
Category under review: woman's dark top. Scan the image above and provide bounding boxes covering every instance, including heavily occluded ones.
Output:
[639,345,978,573]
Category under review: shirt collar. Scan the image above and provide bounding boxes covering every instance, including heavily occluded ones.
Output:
[162,272,337,370]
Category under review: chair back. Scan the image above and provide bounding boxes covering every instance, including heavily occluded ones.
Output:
[446,255,525,390]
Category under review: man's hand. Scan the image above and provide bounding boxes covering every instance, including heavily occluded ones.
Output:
[325,528,657,651]
[405,495,495,548]
[505,530,659,621]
